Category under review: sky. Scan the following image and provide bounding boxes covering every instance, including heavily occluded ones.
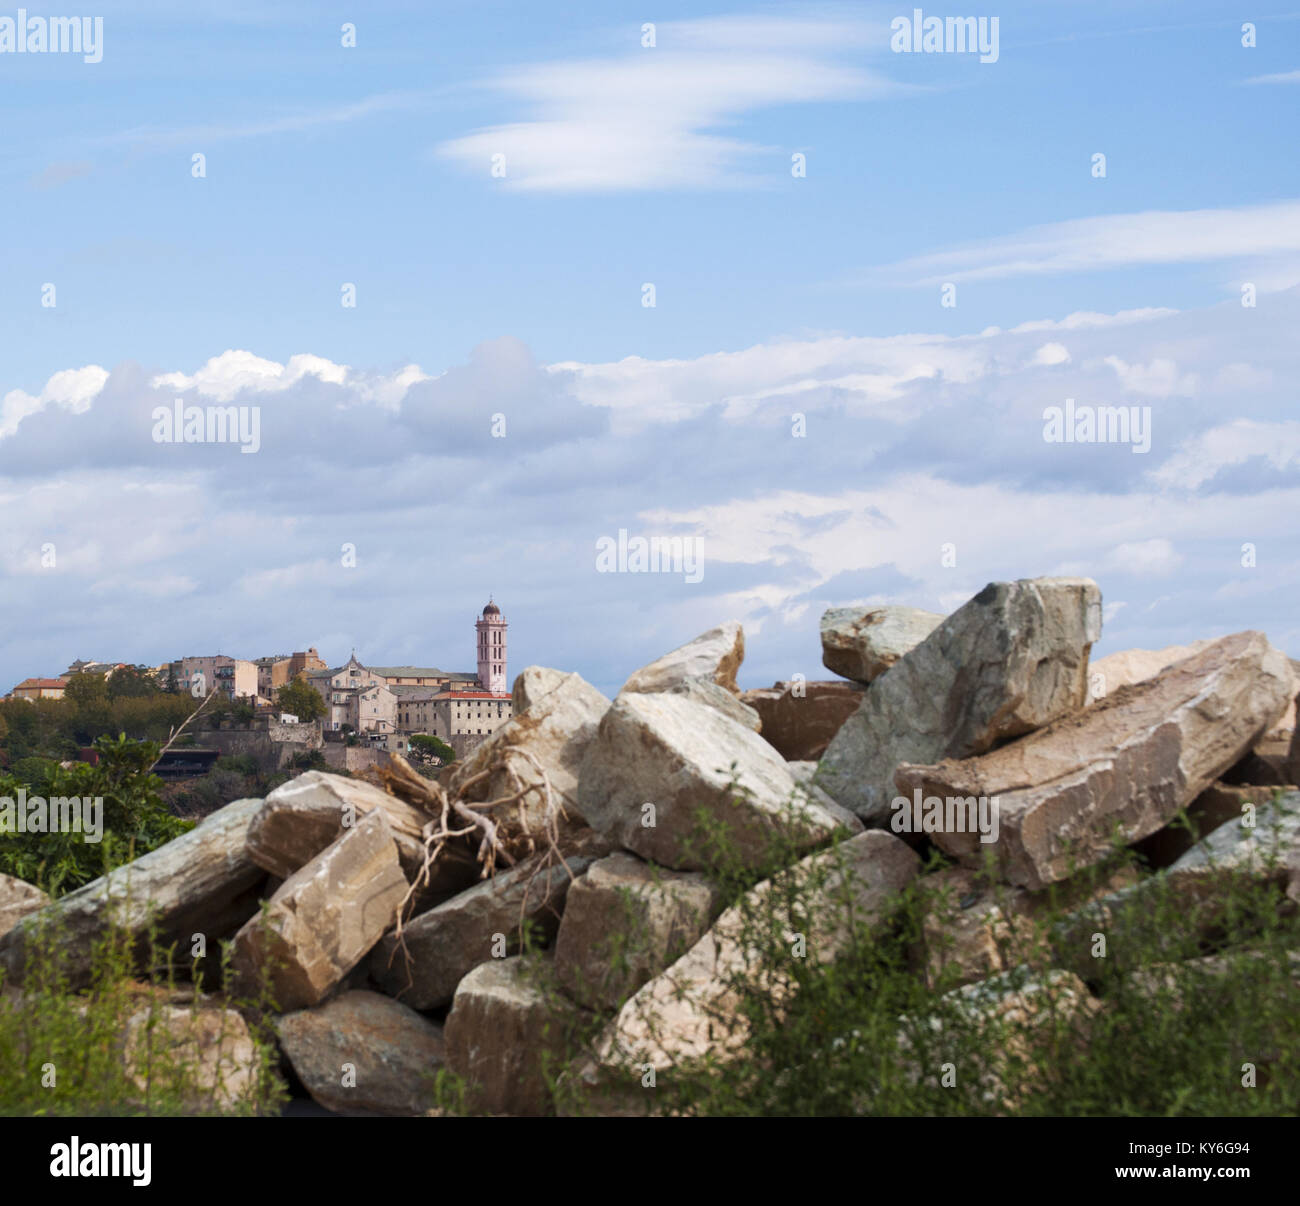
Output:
[1,0,1299,698]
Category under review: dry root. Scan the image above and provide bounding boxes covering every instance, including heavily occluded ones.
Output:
[365,748,576,991]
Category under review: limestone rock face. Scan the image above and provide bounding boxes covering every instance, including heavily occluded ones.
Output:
[817,578,1103,824]
[443,954,584,1116]
[553,852,722,1011]
[0,874,49,943]
[590,831,920,1074]
[249,771,432,881]
[448,667,609,836]
[741,680,865,760]
[0,798,266,988]
[276,990,445,1116]
[621,621,745,696]
[232,809,408,1012]
[370,832,609,1010]
[895,631,1295,889]
[820,605,944,684]
[577,691,840,871]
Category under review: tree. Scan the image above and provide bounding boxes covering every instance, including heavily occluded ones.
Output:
[107,665,161,700]
[410,733,456,764]
[275,677,326,722]
[63,672,109,708]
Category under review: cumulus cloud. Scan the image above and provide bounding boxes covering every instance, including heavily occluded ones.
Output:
[2,289,1299,694]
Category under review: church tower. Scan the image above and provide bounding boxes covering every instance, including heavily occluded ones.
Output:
[476,599,508,694]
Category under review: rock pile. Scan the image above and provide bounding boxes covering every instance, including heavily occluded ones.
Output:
[1,575,1296,1116]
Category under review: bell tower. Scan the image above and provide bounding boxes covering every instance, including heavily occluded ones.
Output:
[476,599,507,694]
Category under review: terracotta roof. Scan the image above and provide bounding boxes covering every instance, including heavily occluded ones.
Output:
[14,677,68,689]
[439,691,511,701]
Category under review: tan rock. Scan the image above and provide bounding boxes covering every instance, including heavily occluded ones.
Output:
[276,990,445,1116]
[0,873,48,943]
[895,631,1295,889]
[622,621,745,695]
[590,831,920,1075]
[741,679,865,761]
[554,852,722,1011]
[448,666,609,837]
[232,809,408,1012]
[370,831,610,1010]
[249,771,434,882]
[817,578,1102,824]
[1084,640,1213,704]
[443,954,585,1116]
[820,605,944,683]
[576,691,840,871]
[121,1004,264,1112]
[0,798,266,989]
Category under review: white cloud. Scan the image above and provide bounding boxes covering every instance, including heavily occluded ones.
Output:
[1108,539,1182,577]
[1151,419,1300,490]
[1032,342,1070,366]
[1101,355,1196,398]
[876,200,1300,285]
[1244,69,1300,85]
[438,17,899,191]
[1,365,108,439]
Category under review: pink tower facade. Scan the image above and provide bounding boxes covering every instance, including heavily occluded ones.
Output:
[475,599,508,695]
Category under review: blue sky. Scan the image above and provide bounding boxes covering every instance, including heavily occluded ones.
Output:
[2,1,1299,697]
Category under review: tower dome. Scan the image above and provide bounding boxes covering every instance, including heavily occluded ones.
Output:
[483,600,500,616]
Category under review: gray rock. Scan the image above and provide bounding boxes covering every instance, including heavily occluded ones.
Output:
[577,691,841,871]
[0,798,266,989]
[820,605,944,683]
[232,809,408,1012]
[370,831,609,1010]
[816,578,1102,824]
[0,873,49,943]
[276,990,445,1116]
[554,852,722,1011]
[896,631,1295,888]
[588,830,920,1075]
[443,954,585,1116]
[621,621,745,695]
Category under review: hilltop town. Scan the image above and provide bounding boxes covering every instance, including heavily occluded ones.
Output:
[4,601,515,758]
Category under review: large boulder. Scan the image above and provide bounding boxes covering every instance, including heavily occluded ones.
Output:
[232,809,408,1012]
[576,692,841,871]
[447,667,609,836]
[740,680,865,760]
[584,831,920,1077]
[622,622,745,695]
[0,798,266,989]
[120,1003,264,1112]
[370,831,610,1010]
[817,578,1102,824]
[895,631,1295,889]
[443,954,585,1116]
[553,852,722,1011]
[0,874,49,943]
[1084,640,1212,703]
[622,623,758,729]
[820,605,944,684]
[248,771,434,882]
[276,990,446,1116]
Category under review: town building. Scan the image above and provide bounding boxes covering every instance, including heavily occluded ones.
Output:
[10,677,70,701]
